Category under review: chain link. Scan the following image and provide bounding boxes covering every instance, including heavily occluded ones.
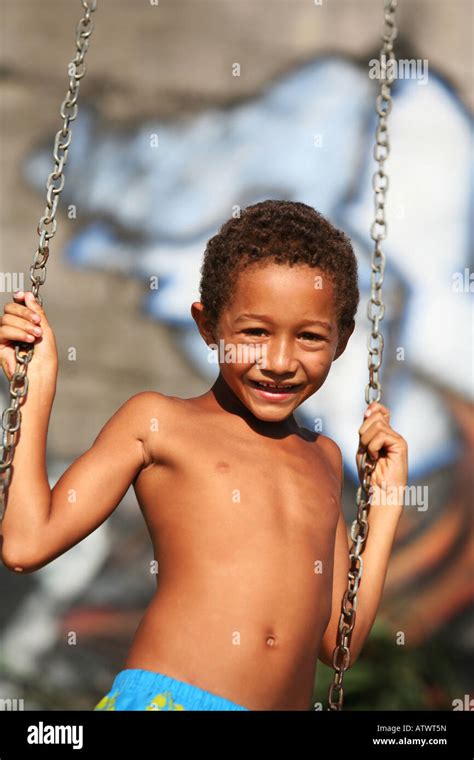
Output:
[326,0,398,711]
[0,1,98,520]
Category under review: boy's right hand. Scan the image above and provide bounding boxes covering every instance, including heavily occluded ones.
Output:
[0,290,58,381]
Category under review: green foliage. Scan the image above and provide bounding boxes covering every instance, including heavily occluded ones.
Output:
[313,618,462,711]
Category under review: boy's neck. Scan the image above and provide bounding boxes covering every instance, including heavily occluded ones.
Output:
[207,372,301,438]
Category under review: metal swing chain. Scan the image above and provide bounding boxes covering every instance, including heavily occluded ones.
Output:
[0,0,98,521]
[326,0,398,712]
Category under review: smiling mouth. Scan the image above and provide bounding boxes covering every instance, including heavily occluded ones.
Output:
[247,379,303,394]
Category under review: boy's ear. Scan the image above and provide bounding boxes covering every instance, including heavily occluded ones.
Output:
[191,302,217,346]
[333,320,355,361]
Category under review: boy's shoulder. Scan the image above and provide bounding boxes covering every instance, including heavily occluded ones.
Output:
[112,390,182,435]
[299,424,342,457]
[125,389,178,406]
[122,390,183,419]
[309,430,344,478]
[117,391,185,466]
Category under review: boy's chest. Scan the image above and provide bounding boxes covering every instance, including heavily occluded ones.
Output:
[144,422,341,537]
[136,421,342,607]
[212,434,337,500]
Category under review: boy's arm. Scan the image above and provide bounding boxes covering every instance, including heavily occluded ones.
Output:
[1,390,157,573]
[318,439,404,668]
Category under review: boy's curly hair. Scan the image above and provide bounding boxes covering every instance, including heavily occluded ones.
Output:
[199,200,359,339]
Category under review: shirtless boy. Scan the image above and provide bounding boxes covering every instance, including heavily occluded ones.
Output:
[0,200,407,711]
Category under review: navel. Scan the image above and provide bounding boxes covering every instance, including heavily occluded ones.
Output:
[266,635,276,647]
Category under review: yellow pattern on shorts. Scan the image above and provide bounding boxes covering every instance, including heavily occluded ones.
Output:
[146,690,185,710]
[94,690,121,710]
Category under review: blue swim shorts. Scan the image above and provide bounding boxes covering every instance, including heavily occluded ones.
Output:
[93,668,251,711]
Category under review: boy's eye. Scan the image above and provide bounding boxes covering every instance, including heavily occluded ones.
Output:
[241,328,267,337]
[241,329,325,342]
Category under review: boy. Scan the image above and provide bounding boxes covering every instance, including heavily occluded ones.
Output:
[0,200,407,711]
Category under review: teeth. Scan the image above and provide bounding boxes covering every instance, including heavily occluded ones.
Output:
[255,382,296,390]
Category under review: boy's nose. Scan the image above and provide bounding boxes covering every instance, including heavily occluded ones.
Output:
[260,336,298,375]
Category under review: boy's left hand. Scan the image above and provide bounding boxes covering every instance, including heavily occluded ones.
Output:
[356,401,408,492]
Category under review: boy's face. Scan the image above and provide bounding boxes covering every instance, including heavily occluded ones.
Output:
[192,262,354,423]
